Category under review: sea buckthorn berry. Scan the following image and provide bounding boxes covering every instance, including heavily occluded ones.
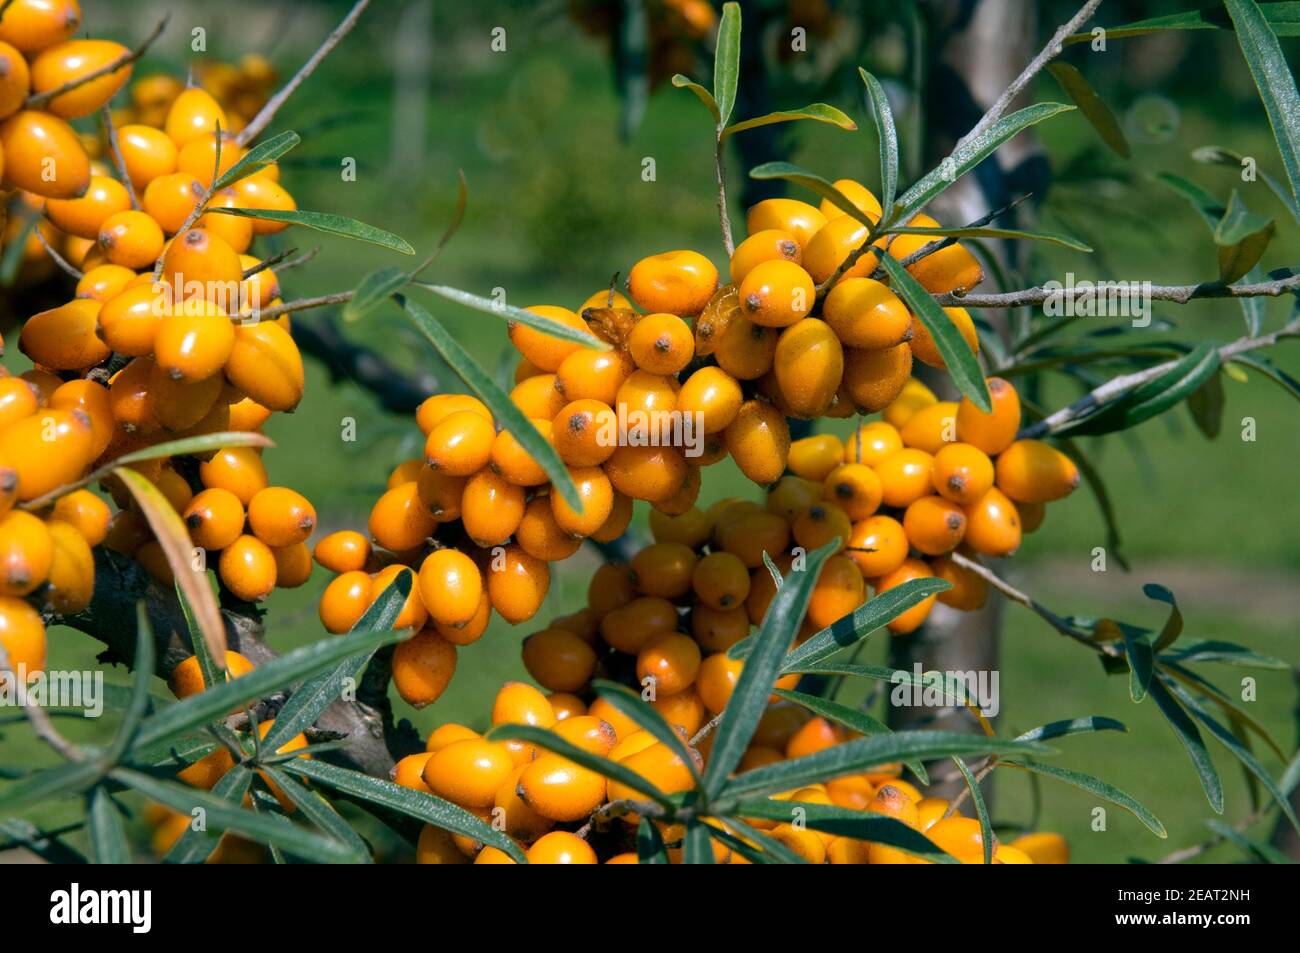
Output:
[19,298,109,370]
[427,723,480,752]
[822,277,910,350]
[616,368,678,424]
[422,738,515,809]
[677,366,742,434]
[956,376,1020,455]
[599,595,677,654]
[415,824,469,865]
[231,174,296,234]
[766,475,821,522]
[387,459,423,488]
[153,303,235,381]
[577,288,633,312]
[691,603,750,652]
[510,373,566,420]
[608,740,700,803]
[630,542,696,599]
[435,589,490,646]
[0,40,27,117]
[0,595,45,682]
[107,359,161,434]
[0,1,80,54]
[116,124,177,190]
[927,815,992,863]
[225,320,305,412]
[714,312,778,380]
[50,378,112,457]
[995,439,1080,503]
[631,631,696,691]
[715,508,789,570]
[415,465,465,522]
[392,752,435,793]
[142,172,204,234]
[391,629,457,708]
[801,214,879,284]
[165,87,228,150]
[0,510,53,596]
[628,249,718,316]
[425,409,495,476]
[75,263,134,303]
[0,378,40,431]
[788,434,843,482]
[176,131,244,187]
[96,283,166,356]
[548,693,587,721]
[730,228,801,284]
[891,213,984,294]
[0,408,94,500]
[370,566,426,629]
[1019,500,1046,534]
[238,255,279,312]
[884,377,938,430]
[517,496,581,561]
[931,553,988,611]
[492,680,556,731]
[773,318,843,417]
[199,446,267,505]
[692,551,750,610]
[492,764,553,843]
[587,561,636,620]
[554,347,634,406]
[486,544,550,624]
[963,487,1022,557]
[1009,831,1069,864]
[182,487,245,551]
[724,399,790,484]
[909,306,979,369]
[843,421,902,466]
[696,652,743,714]
[168,650,255,700]
[227,395,271,433]
[822,463,883,521]
[136,541,174,585]
[899,400,959,455]
[508,305,590,372]
[648,504,710,548]
[518,753,607,822]
[819,179,883,221]
[738,259,814,328]
[0,110,90,198]
[628,312,694,375]
[525,830,598,865]
[247,486,316,548]
[550,465,614,537]
[218,534,277,602]
[522,628,597,692]
[842,342,912,413]
[553,715,616,757]
[460,468,524,546]
[902,496,967,555]
[793,502,852,554]
[271,541,312,588]
[32,39,132,119]
[604,444,687,503]
[808,553,866,629]
[874,448,935,508]
[160,228,243,305]
[746,198,826,247]
[786,716,845,761]
[872,557,938,634]
[846,514,908,578]
[50,488,110,546]
[931,442,995,505]
[44,174,131,239]
[367,481,434,552]
[490,419,551,487]
[416,395,492,435]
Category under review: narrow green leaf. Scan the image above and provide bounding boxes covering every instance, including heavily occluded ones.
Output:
[105,603,155,762]
[716,815,810,864]
[772,688,926,782]
[1205,819,1293,863]
[399,294,585,510]
[281,758,525,862]
[342,267,407,323]
[1066,3,1300,43]
[887,223,1092,252]
[164,763,253,864]
[723,103,856,138]
[129,626,408,756]
[778,661,976,707]
[259,766,372,861]
[1015,716,1127,742]
[1155,171,1225,228]
[953,757,993,865]
[1147,677,1224,814]
[177,583,223,706]
[636,817,669,864]
[670,74,720,124]
[859,69,898,213]
[1146,583,1185,654]
[591,680,700,780]
[1224,0,1300,207]
[713,2,741,127]
[1057,344,1221,436]
[1193,144,1300,224]
[417,284,608,349]
[0,759,104,814]
[87,788,130,864]
[683,820,716,864]
[1122,628,1155,702]
[1215,190,1276,283]
[703,540,840,798]
[117,767,360,863]
[879,252,991,411]
[1000,761,1167,837]
[1162,639,1287,669]
[210,207,415,255]
[1046,62,1130,158]
[721,731,1048,800]
[726,799,953,862]
[213,130,300,191]
[894,103,1075,219]
[1188,369,1226,439]
[749,161,880,229]
[111,431,272,468]
[1229,352,1300,402]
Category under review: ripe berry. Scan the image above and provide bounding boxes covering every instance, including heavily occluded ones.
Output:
[525,830,597,864]
[899,400,959,455]
[902,496,967,555]
[676,366,742,434]
[554,347,634,405]
[247,486,316,548]
[724,399,789,484]
[0,509,53,596]
[773,317,843,417]
[0,408,94,500]
[628,312,694,374]
[153,302,235,381]
[45,174,131,239]
[745,198,826,247]
[604,444,688,503]
[738,259,814,327]
[368,481,435,552]
[636,632,701,696]
[31,39,132,118]
[319,570,372,633]
[231,174,296,235]
[549,465,614,537]
[225,320,305,412]
[792,502,852,553]
[313,530,370,573]
[819,179,883,221]
[842,342,912,413]
[218,534,277,601]
[164,87,228,149]
[931,442,995,505]
[994,439,1080,503]
[599,595,677,655]
[0,109,90,198]
[822,277,911,350]
[418,548,483,627]
[628,250,718,316]
[199,445,267,505]
[489,419,551,486]
[714,312,778,380]
[510,373,566,420]
[391,629,457,707]
[801,215,878,284]
[846,514,908,579]
[956,376,1021,456]
[822,463,882,520]
[0,595,45,682]
[486,544,549,624]
[19,297,109,370]
[183,487,245,551]
[518,753,607,822]
[115,124,178,190]
[160,228,243,305]
[460,468,524,546]
[909,306,979,369]
[874,448,935,508]
[169,650,255,699]
[50,488,110,546]
[522,627,597,692]
[0,1,81,55]
[509,306,590,372]
[97,283,166,356]
[730,228,801,284]
[889,213,983,295]
[844,421,902,466]
[425,409,495,476]
[931,553,988,611]
[962,487,1022,557]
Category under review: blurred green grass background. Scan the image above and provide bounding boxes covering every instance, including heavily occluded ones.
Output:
[3,0,1298,863]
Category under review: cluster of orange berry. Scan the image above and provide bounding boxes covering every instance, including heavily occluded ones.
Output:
[392,680,1069,864]
[0,2,319,683]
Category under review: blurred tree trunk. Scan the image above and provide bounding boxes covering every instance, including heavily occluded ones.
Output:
[885,0,1040,806]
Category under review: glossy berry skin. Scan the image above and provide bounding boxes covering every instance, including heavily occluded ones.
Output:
[0,110,90,198]
[822,277,911,351]
[846,515,908,579]
[518,753,607,822]
[0,509,53,597]
[910,307,979,369]
[460,469,524,546]
[509,306,590,372]
[18,298,109,370]
[522,627,597,692]
[0,408,94,500]
[31,39,132,118]
[368,482,436,552]
[962,487,1022,558]
[0,1,82,55]
[418,548,483,627]
[225,321,305,412]
[525,830,597,864]
[0,596,46,683]
[425,409,495,476]
[628,312,694,375]
[604,445,687,503]
[45,174,131,239]
[677,366,742,435]
[165,87,228,150]
[902,496,967,555]
[773,318,843,418]
[319,570,372,633]
[931,442,995,505]
[745,198,826,247]
[422,738,515,809]
[738,260,815,328]
[636,632,701,697]
[550,466,613,537]
[931,554,988,611]
[168,650,255,699]
[247,486,316,548]
[994,439,1080,504]
[391,629,457,708]
[153,304,235,382]
[724,400,790,484]
[182,487,245,551]
[956,376,1021,456]
[628,250,718,317]
[199,446,268,505]
[842,343,912,413]
[218,534,277,602]
[486,544,549,624]
[312,530,370,574]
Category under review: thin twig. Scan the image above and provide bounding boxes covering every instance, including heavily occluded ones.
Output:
[25,16,169,110]
[0,642,84,762]
[944,757,999,817]
[100,106,139,210]
[236,0,373,146]
[34,228,83,279]
[690,713,723,746]
[152,124,228,283]
[254,291,354,322]
[937,272,1300,309]
[272,246,322,273]
[241,246,300,278]
[1022,314,1300,438]
[954,0,1104,150]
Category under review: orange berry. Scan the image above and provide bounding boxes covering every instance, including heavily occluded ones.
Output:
[713,312,778,380]
[164,87,228,150]
[142,171,204,234]
[590,489,634,542]
[819,179,883,221]
[247,486,315,548]
[313,530,370,574]
[0,595,45,682]
[115,124,178,190]
[525,830,597,864]
[902,496,967,555]
[677,366,742,435]
[962,487,1022,558]
[18,298,109,370]
[225,320,304,412]
[160,228,243,307]
[217,534,276,602]
[846,514,908,579]
[724,399,789,484]
[392,629,457,708]
[489,419,551,487]
[231,174,296,235]
[898,400,959,455]
[1009,831,1069,865]
[773,317,843,417]
[842,343,912,413]
[691,603,751,653]
[45,174,131,239]
[844,421,903,466]
[425,409,495,476]
[792,502,852,553]
[0,509,53,597]
[628,250,718,316]
[554,346,634,405]
[956,376,1021,456]
[0,109,89,198]
[508,306,590,372]
[930,442,995,505]
[550,465,614,537]
[182,487,245,551]
[486,544,550,624]
[801,215,879,284]
[628,312,694,375]
[636,632,701,697]
[629,541,696,598]
[422,738,514,809]
[510,373,566,420]
[931,553,988,611]
[994,439,1080,503]
[599,595,677,655]
[738,259,814,328]
[927,815,993,863]
[418,548,484,628]
[153,302,234,381]
[414,823,469,865]
[821,463,882,521]
[368,481,436,552]
[198,445,267,505]
[745,198,826,247]
[909,307,979,369]
[0,408,94,500]
[730,228,801,285]
[787,434,842,482]
[168,650,255,700]
[460,468,525,546]
[890,213,983,295]
[872,557,938,634]
[49,488,110,546]
[604,444,687,503]
[807,552,865,629]
[874,448,934,508]
[522,627,597,693]
[822,277,910,350]
[692,551,750,610]
[587,561,636,621]
[31,39,132,119]
[175,131,244,187]
[319,570,373,633]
